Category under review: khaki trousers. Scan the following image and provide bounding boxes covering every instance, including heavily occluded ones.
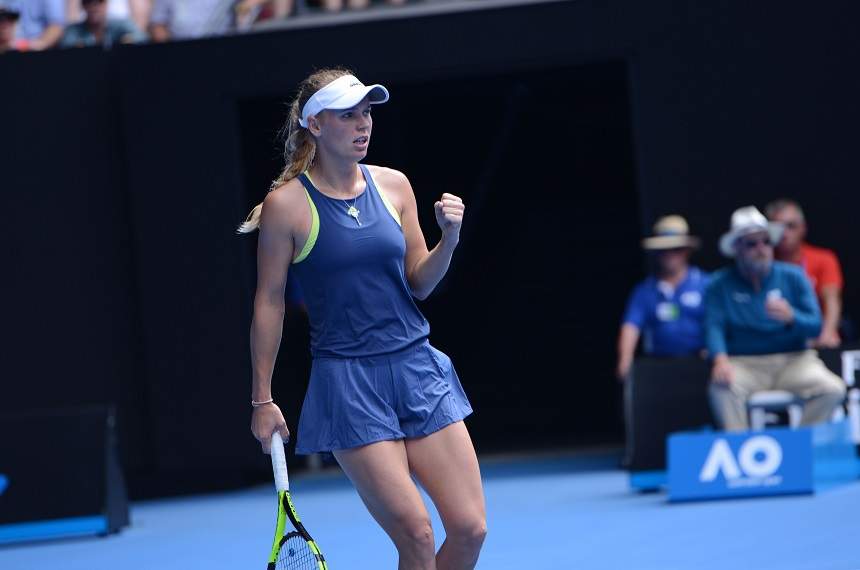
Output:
[709,350,846,431]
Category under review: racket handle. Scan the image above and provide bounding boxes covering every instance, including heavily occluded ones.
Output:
[271,431,290,492]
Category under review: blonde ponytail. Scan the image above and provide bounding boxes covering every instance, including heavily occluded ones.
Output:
[237,67,354,234]
[237,202,265,234]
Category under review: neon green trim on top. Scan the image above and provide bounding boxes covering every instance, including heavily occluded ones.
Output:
[292,187,319,264]
[372,175,402,227]
[297,169,400,261]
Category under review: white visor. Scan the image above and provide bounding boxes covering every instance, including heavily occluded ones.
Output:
[299,75,389,128]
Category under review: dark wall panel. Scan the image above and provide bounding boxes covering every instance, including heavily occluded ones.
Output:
[0,49,146,474]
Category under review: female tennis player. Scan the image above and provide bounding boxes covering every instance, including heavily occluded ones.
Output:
[240,68,487,570]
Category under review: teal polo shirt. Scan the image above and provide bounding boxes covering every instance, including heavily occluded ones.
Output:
[704,261,821,356]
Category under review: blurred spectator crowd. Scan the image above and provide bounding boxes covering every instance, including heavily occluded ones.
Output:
[0,0,408,52]
[618,199,852,432]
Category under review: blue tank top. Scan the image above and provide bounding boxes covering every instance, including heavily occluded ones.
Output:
[290,164,430,358]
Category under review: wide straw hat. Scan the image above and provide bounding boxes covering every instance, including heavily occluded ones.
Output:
[718,206,785,257]
[641,215,700,250]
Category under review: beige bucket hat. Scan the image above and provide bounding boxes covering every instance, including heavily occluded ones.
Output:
[642,215,701,250]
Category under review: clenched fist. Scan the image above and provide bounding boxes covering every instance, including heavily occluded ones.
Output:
[434,193,465,241]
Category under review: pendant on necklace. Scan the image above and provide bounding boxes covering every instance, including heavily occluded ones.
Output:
[347,206,361,226]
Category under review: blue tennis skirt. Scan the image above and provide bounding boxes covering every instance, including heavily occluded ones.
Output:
[295,339,473,455]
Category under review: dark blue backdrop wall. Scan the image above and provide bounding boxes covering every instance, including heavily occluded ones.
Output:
[1,0,858,497]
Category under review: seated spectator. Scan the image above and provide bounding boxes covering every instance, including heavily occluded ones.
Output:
[0,1,23,53]
[66,0,151,35]
[234,0,290,30]
[616,215,709,380]
[706,206,845,431]
[149,0,236,41]
[765,198,845,347]
[15,0,66,50]
[60,0,145,47]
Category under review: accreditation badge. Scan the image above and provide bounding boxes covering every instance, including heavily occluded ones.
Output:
[656,302,680,322]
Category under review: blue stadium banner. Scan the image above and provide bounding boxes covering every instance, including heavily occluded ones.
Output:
[668,427,813,502]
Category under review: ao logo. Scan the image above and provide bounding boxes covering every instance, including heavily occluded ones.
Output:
[699,435,783,483]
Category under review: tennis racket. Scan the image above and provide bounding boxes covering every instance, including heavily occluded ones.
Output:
[267,432,328,570]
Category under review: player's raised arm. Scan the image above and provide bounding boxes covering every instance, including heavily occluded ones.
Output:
[384,168,465,300]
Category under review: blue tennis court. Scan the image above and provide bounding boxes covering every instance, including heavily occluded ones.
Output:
[2,451,858,570]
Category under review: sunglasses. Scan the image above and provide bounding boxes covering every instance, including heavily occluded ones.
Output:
[739,236,772,250]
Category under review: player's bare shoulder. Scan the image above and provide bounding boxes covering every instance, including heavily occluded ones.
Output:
[366,165,414,211]
[261,178,310,235]
[366,165,412,191]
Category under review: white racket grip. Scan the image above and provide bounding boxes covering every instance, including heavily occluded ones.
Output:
[271,431,290,492]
